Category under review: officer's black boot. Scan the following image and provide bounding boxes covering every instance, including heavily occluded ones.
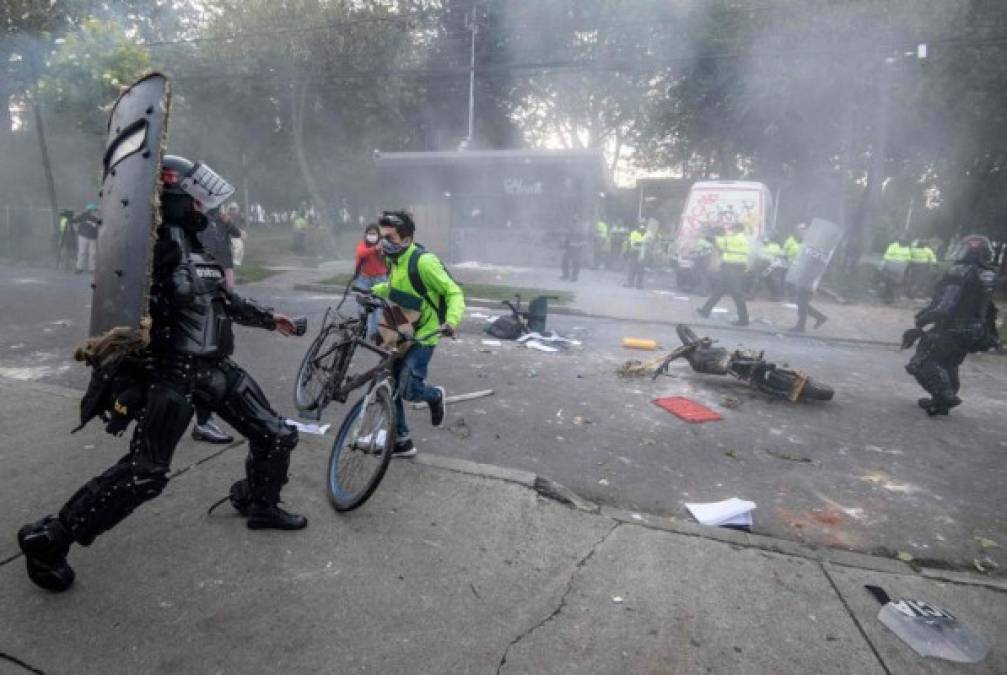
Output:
[17,516,75,592]
[244,454,306,531]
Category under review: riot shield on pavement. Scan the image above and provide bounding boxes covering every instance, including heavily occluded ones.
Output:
[784,217,843,292]
[89,73,171,339]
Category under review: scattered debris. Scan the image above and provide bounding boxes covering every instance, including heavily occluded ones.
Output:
[622,337,659,351]
[653,397,723,423]
[684,498,755,529]
[572,416,592,425]
[630,513,644,521]
[973,556,999,574]
[410,389,494,409]
[617,357,666,378]
[527,369,538,378]
[447,418,471,440]
[974,536,999,549]
[719,395,741,409]
[766,449,812,463]
[724,449,738,460]
[285,419,331,435]
[612,596,625,604]
[896,551,915,563]
[518,331,581,352]
[481,339,502,347]
[598,478,610,486]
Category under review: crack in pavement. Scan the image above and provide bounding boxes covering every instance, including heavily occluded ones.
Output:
[496,521,621,675]
[819,563,892,675]
[0,652,46,674]
[0,552,23,567]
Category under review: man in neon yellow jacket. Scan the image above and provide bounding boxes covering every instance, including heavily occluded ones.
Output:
[372,211,465,458]
[881,238,912,303]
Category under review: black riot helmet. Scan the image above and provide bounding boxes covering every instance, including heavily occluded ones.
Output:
[160,155,235,231]
[958,234,994,266]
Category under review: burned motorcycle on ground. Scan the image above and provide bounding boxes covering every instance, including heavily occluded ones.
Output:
[652,324,834,402]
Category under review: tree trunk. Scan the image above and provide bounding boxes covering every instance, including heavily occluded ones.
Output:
[290,79,329,224]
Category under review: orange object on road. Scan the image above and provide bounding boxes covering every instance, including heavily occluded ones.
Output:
[622,337,659,350]
[652,397,723,423]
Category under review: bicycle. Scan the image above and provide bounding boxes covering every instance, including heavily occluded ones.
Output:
[293,286,445,511]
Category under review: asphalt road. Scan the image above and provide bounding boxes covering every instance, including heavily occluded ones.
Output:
[1,262,1005,574]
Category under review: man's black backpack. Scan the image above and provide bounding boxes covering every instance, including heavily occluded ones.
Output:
[407,245,460,324]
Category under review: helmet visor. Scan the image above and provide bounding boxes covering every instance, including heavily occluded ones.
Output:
[179,162,235,210]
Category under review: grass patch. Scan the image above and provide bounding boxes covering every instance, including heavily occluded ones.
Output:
[235,262,280,284]
[316,274,574,304]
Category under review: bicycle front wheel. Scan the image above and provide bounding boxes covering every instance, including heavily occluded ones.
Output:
[327,385,396,511]
[295,326,349,412]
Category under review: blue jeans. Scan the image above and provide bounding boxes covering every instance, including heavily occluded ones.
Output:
[355,274,387,339]
[393,344,441,440]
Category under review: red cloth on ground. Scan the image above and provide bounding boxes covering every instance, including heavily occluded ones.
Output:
[355,241,388,277]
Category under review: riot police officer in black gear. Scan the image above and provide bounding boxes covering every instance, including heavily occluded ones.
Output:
[17,155,306,593]
[904,234,1000,416]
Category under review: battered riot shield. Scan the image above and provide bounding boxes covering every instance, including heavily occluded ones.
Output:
[784,218,843,292]
[89,73,171,339]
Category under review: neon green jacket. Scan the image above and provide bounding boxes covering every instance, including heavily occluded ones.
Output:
[716,232,750,266]
[758,241,783,261]
[372,244,465,347]
[910,246,937,263]
[783,236,801,261]
[883,242,912,262]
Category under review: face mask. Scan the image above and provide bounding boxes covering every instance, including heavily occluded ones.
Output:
[380,238,409,258]
[365,234,379,245]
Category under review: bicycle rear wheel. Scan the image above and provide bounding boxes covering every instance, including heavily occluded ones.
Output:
[327,385,396,511]
[294,326,351,411]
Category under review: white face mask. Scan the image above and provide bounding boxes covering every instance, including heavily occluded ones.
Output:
[365,234,379,244]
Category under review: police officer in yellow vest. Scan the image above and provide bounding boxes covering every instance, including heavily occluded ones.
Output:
[624,222,649,289]
[594,218,610,269]
[697,221,751,326]
[907,238,938,298]
[881,238,912,303]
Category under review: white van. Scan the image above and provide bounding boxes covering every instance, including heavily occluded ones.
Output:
[675,180,774,268]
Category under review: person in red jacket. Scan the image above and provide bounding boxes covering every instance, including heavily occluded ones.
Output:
[354,223,389,339]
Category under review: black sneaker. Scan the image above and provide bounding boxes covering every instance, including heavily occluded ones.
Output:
[246,502,307,530]
[392,438,417,458]
[192,419,234,444]
[814,316,828,330]
[429,386,447,429]
[17,516,75,592]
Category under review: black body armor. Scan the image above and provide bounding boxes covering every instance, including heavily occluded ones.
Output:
[149,224,275,358]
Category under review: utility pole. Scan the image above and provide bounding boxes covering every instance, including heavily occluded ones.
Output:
[462,5,478,150]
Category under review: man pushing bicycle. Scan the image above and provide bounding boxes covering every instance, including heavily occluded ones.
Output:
[370,211,465,457]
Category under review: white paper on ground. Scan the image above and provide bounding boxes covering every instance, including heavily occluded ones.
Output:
[285,419,331,435]
[526,340,559,353]
[684,498,756,527]
[783,303,798,310]
[711,307,730,314]
[481,339,503,347]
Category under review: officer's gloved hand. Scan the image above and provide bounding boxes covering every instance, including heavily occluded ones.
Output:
[440,323,456,338]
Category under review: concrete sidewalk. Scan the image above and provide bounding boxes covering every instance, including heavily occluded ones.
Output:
[1,377,1003,674]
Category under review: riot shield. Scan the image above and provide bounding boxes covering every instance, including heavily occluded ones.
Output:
[866,586,990,663]
[784,217,843,292]
[89,73,171,339]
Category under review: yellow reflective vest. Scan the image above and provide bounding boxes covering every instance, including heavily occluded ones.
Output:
[783,236,801,262]
[716,232,750,267]
[883,242,912,262]
[909,246,936,263]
